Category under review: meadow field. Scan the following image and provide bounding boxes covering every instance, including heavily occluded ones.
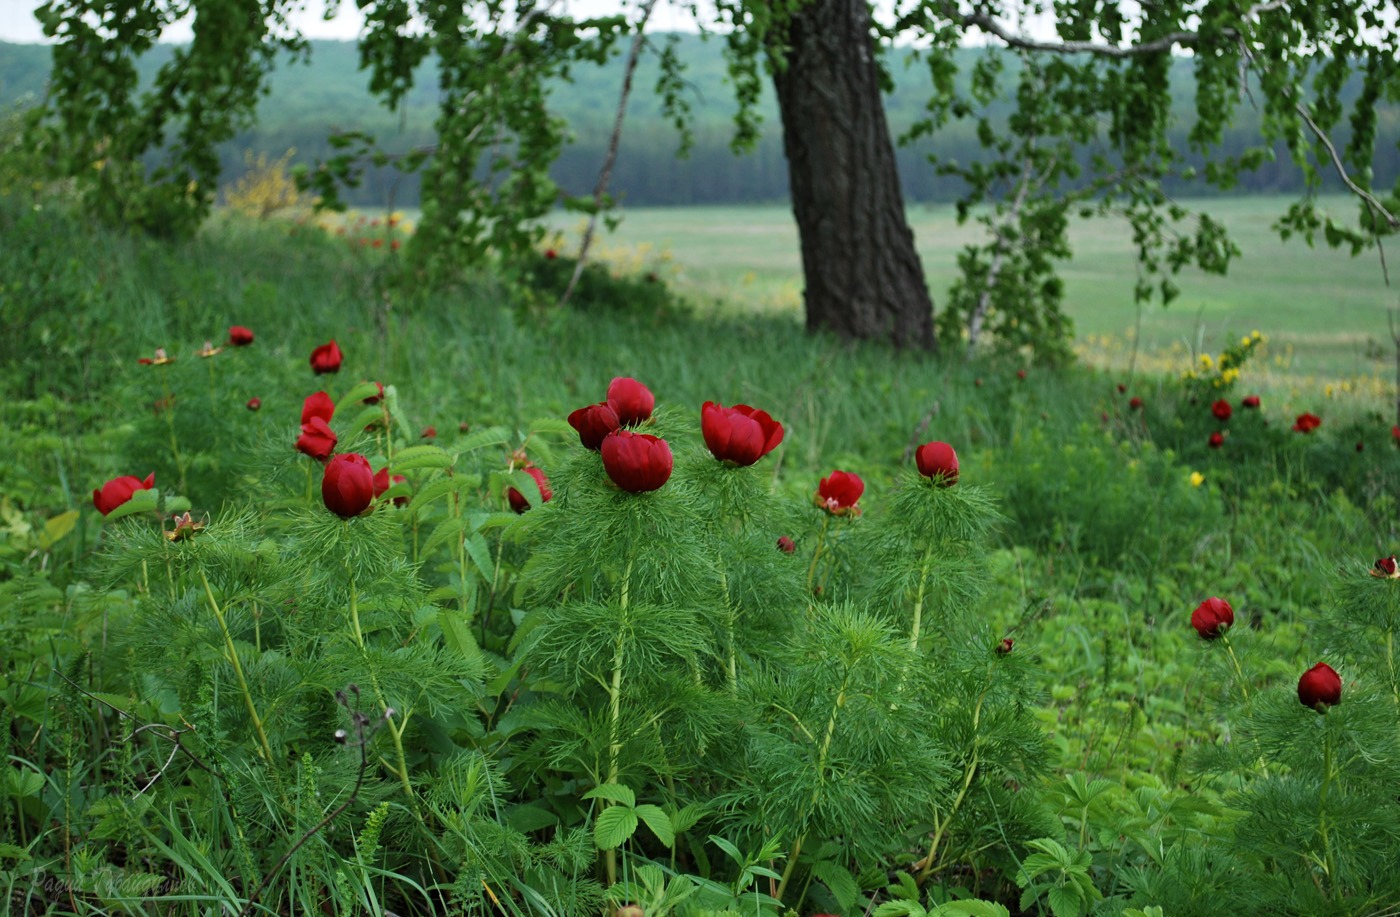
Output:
[3,190,1400,916]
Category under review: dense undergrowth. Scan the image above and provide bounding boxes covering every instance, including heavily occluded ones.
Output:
[3,195,1400,916]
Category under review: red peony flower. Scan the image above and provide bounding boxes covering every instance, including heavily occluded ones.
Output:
[246,397,261,411]
[1129,396,1144,410]
[1297,662,1342,711]
[1117,383,1127,394]
[295,417,338,461]
[228,325,255,346]
[700,401,784,466]
[372,466,409,506]
[301,391,335,425]
[507,466,553,513]
[1292,412,1321,433]
[309,340,343,375]
[600,430,673,493]
[1241,395,1261,409]
[1190,596,1234,639]
[777,536,796,554]
[607,377,656,426]
[421,426,437,439]
[815,470,864,516]
[544,248,557,260]
[322,453,375,518]
[92,473,155,516]
[1211,399,1232,421]
[915,441,959,485]
[1372,555,1399,578]
[1209,431,1224,449]
[568,401,621,451]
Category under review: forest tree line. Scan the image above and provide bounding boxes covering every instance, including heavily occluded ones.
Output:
[2,34,1396,209]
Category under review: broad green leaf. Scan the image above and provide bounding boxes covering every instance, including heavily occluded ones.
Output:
[421,515,467,558]
[437,607,481,665]
[102,488,159,522]
[339,380,384,405]
[634,803,674,848]
[464,532,496,580]
[455,425,511,454]
[345,405,385,435]
[593,806,638,850]
[39,510,79,550]
[810,859,859,909]
[0,843,30,861]
[527,417,577,438]
[391,444,454,473]
[708,834,743,864]
[5,769,44,797]
[1046,885,1084,917]
[582,784,636,808]
[874,904,926,917]
[669,802,706,835]
[930,901,1011,917]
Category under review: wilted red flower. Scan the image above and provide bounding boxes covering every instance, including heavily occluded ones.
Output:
[228,325,254,346]
[322,453,375,518]
[815,470,864,516]
[362,381,385,405]
[1292,412,1321,433]
[164,511,205,542]
[309,340,343,375]
[607,377,655,426]
[701,401,784,466]
[246,397,261,411]
[1211,399,1232,421]
[1372,555,1399,579]
[1208,431,1224,449]
[568,401,621,450]
[1129,396,1144,410]
[1297,662,1342,711]
[777,536,796,554]
[1191,596,1234,639]
[1241,395,1261,409]
[138,347,174,366]
[915,441,959,485]
[295,417,338,461]
[92,473,155,516]
[421,426,437,439]
[301,391,335,425]
[507,466,553,513]
[601,431,673,493]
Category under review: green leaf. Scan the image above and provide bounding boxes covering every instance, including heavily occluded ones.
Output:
[810,859,859,910]
[929,901,1011,917]
[339,380,384,405]
[1046,886,1085,917]
[593,806,638,850]
[5,769,44,797]
[0,843,30,861]
[583,784,636,808]
[102,487,159,522]
[409,476,473,515]
[422,516,467,558]
[669,802,705,835]
[464,532,495,580]
[709,834,743,865]
[345,405,386,435]
[634,804,674,848]
[527,417,577,438]
[455,425,511,454]
[874,903,926,917]
[391,444,454,473]
[436,607,481,665]
[39,510,79,550]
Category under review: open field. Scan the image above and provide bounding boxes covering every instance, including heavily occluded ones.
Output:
[543,195,1398,382]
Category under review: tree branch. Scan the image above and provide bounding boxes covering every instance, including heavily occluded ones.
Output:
[1293,100,1400,238]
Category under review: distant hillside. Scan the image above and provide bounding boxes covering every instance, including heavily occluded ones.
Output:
[2,35,1397,207]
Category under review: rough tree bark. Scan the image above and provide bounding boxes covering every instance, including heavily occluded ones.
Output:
[769,0,937,351]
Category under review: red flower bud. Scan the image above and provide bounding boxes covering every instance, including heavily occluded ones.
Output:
[600,430,673,493]
[700,401,784,466]
[568,401,621,450]
[309,340,343,375]
[1211,399,1232,421]
[323,453,375,518]
[92,473,155,516]
[421,426,437,439]
[1372,555,1399,578]
[507,466,553,513]
[295,417,338,461]
[815,470,863,516]
[228,325,255,346]
[607,377,655,426]
[372,467,409,506]
[1129,396,1144,410]
[246,397,261,411]
[1241,395,1261,409]
[915,441,959,485]
[1016,369,1027,380]
[1209,431,1224,449]
[1191,596,1234,639]
[301,391,335,425]
[777,536,796,554]
[1297,662,1342,711]
[362,381,385,405]
[1117,383,1127,394]
[996,637,1014,655]
[1392,425,1400,445]
[1356,441,1365,452]
[1292,412,1321,433]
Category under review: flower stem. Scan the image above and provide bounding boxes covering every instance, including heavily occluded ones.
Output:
[198,569,275,769]
[805,515,831,593]
[347,556,415,802]
[720,569,737,691]
[916,685,987,884]
[605,558,634,887]
[1319,719,1339,899]
[160,375,188,495]
[1221,633,1250,702]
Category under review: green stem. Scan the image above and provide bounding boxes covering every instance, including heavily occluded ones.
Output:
[916,686,987,884]
[1319,720,1338,899]
[198,569,275,769]
[805,515,831,593]
[160,375,187,495]
[347,557,415,801]
[1387,632,1399,710]
[605,558,634,887]
[720,569,737,691]
[1221,633,1250,702]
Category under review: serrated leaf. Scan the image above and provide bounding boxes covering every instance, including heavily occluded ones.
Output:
[409,476,473,516]
[455,425,511,454]
[339,381,384,405]
[1046,886,1084,917]
[593,805,638,850]
[391,444,454,473]
[437,607,481,665]
[346,405,385,435]
[102,488,160,522]
[873,903,925,917]
[422,516,467,558]
[583,784,636,808]
[634,804,674,848]
[930,900,1011,917]
[5,769,44,797]
[464,532,495,579]
[504,468,544,511]
[810,859,859,909]
[669,802,705,835]
[0,843,30,861]
[40,510,79,550]
[527,417,577,438]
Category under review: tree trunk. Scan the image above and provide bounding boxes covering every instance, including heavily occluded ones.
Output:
[769,0,937,351]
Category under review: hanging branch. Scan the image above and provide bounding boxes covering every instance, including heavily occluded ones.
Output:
[557,0,662,310]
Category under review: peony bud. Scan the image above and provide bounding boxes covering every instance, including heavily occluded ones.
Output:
[1191,596,1234,639]
[915,441,959,485]
[228,325,255,346]
[996,637,1014,655]
[606,377,656,426]
[246,397,261,411]
[362,381,385,405]
[700,401,784,466]
[1292,412,1321,433]
[296,417,338,461]
[600,430,673,493]
[568,401,621,451]
[1211,399,1232,422]
[92,473,155,516]
[815,470,864,516]
[777,536,796,554]
[309,340,343,375]
[1209,431,1224,449]
[301,391,335,425]
[507,466,553,513]
[1297,662,1342,711]
[1241,395,1261,409]
[322,453,375,518]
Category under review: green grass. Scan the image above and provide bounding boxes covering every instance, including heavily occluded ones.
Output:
[542,195,1398,382]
